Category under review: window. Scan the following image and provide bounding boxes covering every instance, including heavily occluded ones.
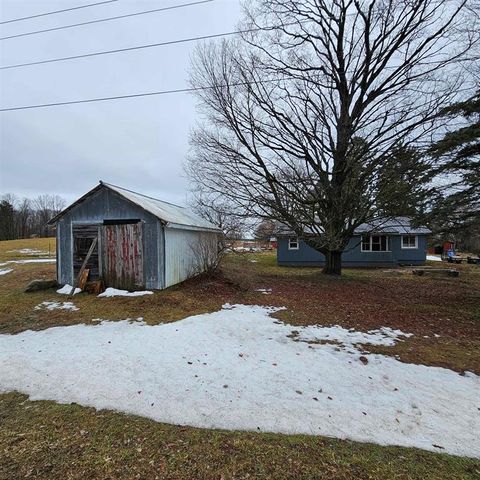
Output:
[361,235,389,252]
[402,235,418,249]
[288,237,299,250]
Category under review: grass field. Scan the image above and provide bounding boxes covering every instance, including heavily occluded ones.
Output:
[1,238,479,479]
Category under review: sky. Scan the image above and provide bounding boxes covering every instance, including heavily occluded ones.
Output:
[0,0,243,205]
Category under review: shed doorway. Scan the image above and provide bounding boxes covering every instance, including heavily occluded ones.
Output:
[73,225,100,281]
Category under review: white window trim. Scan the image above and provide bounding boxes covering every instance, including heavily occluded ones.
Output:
[360,235,390,252]
[401,235,418,249]
[288,237,299,250]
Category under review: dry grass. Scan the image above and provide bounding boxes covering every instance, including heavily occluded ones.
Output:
[0,237,56,262]
[1,392,479,480]
[1,238,479,479]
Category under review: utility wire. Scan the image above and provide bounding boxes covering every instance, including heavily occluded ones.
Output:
[0,1,119,25]
[0,80,276,112]
[0,86,213,111]
[0,28,256,70]
[0,0,214,41]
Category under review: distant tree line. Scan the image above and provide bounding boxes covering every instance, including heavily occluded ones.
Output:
[0,194,66,241]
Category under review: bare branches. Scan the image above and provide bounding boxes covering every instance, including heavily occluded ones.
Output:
[187,0,477,273]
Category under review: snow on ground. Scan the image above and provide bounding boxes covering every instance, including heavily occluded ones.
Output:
[256,288,272,295]
[0,268,13,276]
[57,285,81,295]
[0,259,55,267]
[7,248,50,256]
[295,325,413,351]
[427,255,442,262]
[0,304,478,458]
[98,288,153,297]
[34,301,79,312]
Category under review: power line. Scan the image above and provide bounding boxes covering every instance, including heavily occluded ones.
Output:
[1,28,255,70]
[0,86,206,111]
[0,1,119,25]
[0,80,275,112]
[0,0,214,41]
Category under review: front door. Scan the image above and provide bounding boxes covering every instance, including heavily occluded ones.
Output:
[101,222,144,290]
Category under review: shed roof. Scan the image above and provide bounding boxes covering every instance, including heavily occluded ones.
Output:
[48,182,221,232]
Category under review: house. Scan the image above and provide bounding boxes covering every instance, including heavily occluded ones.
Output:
[276,217,431,267]
[47,182,221,290]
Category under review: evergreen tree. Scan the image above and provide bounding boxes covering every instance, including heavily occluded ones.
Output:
[376,145,430,218]
[0,200,15,241]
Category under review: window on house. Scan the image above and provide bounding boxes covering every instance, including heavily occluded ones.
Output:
[402,235,418,249]
[288,237,299,250]
[361,235,389,252]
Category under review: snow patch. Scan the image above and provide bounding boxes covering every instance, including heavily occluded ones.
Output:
[0,259,55,267]
[427,255,442,262]
[0,268,13,276]
[256,288,272,295]
[7,248,49,256]
[296,325,413,350]
[0,304,478,458]
[57,285,81,295]
[98,288,153,298]
[35,301,79,312]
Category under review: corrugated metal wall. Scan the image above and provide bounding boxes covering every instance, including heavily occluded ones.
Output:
[164,228,219,288]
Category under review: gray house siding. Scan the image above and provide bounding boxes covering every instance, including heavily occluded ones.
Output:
[277,235,427,267]
[56,188,163,289]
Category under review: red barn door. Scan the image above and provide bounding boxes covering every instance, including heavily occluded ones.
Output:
[101,222,144,290]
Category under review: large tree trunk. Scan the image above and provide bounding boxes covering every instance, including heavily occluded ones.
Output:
[323,250,342,275]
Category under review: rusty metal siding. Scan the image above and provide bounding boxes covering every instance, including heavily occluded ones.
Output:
[164,228,219,288]
[57,188,160,289]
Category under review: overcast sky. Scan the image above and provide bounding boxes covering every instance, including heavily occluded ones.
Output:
[0,0,242,205]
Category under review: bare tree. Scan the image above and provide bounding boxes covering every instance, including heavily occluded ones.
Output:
[34,194,66,237]
[188,0,476,274]
[188,188,247,247]
[189,233,223,277]
[15,197,32,239]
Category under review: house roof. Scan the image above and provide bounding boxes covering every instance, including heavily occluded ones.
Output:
[354,217,431,235]
[48,181,222,233]
[276,216,431,236]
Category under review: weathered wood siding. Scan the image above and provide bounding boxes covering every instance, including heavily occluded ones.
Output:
[56,187,163,289]
[101,223,144,290]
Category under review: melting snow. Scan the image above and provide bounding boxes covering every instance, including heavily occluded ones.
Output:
[427,255,442,262]
[57,285,81,295]
[0,268,13,276]
[0,259,55,267]
[256,288,272,295]
[0,304,478,458]
[98,288,153,297]
[295,325,413,350]
[35,301,79,311]
[7,248,49,256]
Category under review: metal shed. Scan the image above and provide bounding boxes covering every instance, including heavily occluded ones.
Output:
[47,182,221,290]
